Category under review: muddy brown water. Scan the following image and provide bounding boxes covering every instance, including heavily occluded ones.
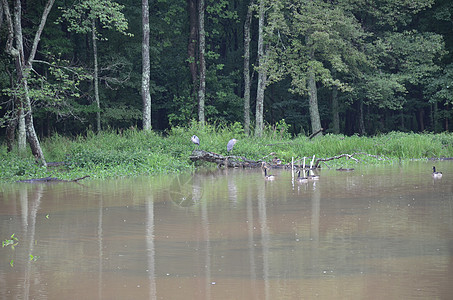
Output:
[1,161,452,299]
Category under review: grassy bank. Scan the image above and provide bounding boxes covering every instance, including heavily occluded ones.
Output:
[1,123,452,183]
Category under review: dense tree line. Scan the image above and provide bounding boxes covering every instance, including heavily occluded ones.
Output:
[1,0,452,160]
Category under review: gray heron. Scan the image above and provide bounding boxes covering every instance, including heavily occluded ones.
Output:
[227,138,237,153]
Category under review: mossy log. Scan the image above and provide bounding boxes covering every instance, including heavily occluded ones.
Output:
[189,150,263,168]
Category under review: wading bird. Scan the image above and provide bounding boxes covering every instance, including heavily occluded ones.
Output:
[432,166,443,178]
[227,138,237,153]
[191,135,200,147]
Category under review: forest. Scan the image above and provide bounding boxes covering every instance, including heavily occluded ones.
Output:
[1,0,452,163]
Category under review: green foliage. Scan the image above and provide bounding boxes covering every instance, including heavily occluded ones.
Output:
[59,0,132,37]
[266,0,369,94]
[0,0,452,143]
[1,126,453,182]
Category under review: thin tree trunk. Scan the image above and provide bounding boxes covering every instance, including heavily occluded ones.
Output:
[358,99,365,135]
[18,103,26,151]
[23,79,46,165]
[92,19,101,133]
[332,86,339,134]
[446,103,449,131]
[243,1,253,136]
[400,109,404,130]
[16,56,26,152]
[142,0,152,130]
[433,102,440,132]
[255,0,266,137]
[197,0,206,125]
[187,0,198,99]
[12,0,26,153]
[418,108,425,131]
[6,115,18,152]
[0,3,3,32]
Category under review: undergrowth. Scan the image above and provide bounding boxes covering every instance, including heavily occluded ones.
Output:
[1,122,452,182]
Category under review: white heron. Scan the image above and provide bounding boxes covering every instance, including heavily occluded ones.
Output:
[191,135,200,146]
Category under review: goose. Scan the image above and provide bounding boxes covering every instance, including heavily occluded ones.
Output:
[264,168,276,181]
[432,166,442,178]
[307,169,320,180]
[296,170,308,183]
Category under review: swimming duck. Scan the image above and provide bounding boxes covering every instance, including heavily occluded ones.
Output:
[432,166,442,178]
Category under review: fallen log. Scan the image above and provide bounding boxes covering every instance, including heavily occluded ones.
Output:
[189,150,263,168]
[17,175,90,183]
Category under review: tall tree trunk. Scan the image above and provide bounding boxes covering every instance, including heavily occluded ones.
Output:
[187,0,198,99]
[255,0,266,137]
[4,0,52,165]
[142,0,152,130]
[12,1,26,153]
[446,103,449,131]
[307,68,321,136]
[432,102,440,132]
[400,109,405,130]
[358,99,365,135]
[197,0,206,125]
[92,20,101,132]
[243,1,253,136]
[331,86,339,134]
[418,108,425,131]
[306,37,322,136]
[2,0,25,152]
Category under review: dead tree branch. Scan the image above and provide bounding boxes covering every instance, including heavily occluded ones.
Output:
[189,150,262,168]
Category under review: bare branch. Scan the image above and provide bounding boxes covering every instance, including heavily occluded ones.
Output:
[27,0,55,64]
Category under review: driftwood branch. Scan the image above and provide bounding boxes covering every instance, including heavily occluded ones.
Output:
[314,153,359,167]
[313,152,390,168]
[189,150,262,168]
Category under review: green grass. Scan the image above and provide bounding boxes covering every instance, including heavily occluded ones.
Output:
[1,123,452,183]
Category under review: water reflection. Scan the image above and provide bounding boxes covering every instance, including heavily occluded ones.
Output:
[146,195,156,300]
[0,162,452,299]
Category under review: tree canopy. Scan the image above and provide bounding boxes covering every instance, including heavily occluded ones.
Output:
[1,0,451,145]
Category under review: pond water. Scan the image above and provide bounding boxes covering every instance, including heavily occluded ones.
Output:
[0,161,452,299]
